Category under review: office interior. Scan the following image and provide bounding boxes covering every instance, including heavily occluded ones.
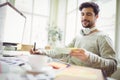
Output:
[0,0,120,80]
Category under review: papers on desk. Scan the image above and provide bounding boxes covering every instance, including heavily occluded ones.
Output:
[0,56,26,66]
[0,55,32,73]
[2,50,30,57]
[0,56,55,80]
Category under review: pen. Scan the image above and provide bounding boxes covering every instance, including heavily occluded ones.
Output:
[19,63,25,66]
[66,63,71,68]
[33,42,36,51]
[101,69,107,80]
[3,54,15,57]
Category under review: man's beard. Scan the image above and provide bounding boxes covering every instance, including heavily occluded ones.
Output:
[82,20,93,28]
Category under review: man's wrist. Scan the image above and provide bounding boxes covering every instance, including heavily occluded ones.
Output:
[38,49,47,55]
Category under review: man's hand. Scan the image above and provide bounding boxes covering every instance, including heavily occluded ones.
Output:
[70,48,89,61]
[29,48,41,54]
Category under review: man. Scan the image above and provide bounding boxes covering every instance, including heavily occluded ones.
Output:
[30,2,117,76]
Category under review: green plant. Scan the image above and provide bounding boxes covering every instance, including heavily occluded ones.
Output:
[47,26,62,42]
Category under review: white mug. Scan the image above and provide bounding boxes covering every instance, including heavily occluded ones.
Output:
[28,55,51,71]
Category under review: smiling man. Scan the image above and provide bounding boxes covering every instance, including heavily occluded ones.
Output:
[69,2,117,76]
[30,2,117,77]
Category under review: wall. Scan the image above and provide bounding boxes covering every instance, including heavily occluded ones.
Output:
[115,0,120,63]
[111,0,120,79]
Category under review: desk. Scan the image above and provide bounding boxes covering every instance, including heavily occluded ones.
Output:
[48,62,104,80]
[0,52,105,80]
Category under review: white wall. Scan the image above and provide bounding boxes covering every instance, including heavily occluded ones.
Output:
[111,0,120,79]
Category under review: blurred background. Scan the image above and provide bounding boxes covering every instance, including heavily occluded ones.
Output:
[0,0,120,63]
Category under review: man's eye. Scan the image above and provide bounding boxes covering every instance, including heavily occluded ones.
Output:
[87,13,92,16]
[81,13,84,16]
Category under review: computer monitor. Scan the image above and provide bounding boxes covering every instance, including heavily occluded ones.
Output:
[0,2,26,47]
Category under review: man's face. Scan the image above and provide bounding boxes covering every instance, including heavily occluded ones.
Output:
[81,7,98,28]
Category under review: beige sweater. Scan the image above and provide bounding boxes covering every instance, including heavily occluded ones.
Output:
[44,31,117,76]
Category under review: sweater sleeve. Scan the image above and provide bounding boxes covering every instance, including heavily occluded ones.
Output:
[87,35,117,76]
[42,48,69,61]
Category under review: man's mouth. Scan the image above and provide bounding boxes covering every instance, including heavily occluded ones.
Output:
[82,19,89,24]
[82,20,89,23]
[82,20,89,24]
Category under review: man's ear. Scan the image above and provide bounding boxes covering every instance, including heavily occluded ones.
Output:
[96,14,99,19]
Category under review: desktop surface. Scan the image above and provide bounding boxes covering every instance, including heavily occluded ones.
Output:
[0,52,105,80]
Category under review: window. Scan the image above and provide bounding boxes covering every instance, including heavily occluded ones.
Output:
[96,0,116,46]
[14,0,50,48]
[65,0,89,45]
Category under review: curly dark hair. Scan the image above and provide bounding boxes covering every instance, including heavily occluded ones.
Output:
[79,2,100,15]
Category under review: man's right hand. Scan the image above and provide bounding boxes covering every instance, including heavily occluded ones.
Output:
[29,48,41,54]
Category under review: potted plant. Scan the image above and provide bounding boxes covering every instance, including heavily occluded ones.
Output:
[47,24,62,48]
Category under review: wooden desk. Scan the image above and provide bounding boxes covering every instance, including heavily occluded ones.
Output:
[0,55,105,80]
[49,62,104,80]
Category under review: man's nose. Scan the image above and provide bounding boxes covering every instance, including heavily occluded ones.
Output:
[82,15,88,19]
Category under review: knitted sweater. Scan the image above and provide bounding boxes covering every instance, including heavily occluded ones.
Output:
[44,31,117,76]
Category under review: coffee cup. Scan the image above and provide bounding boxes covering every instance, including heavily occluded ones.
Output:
[28,55,51,71]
